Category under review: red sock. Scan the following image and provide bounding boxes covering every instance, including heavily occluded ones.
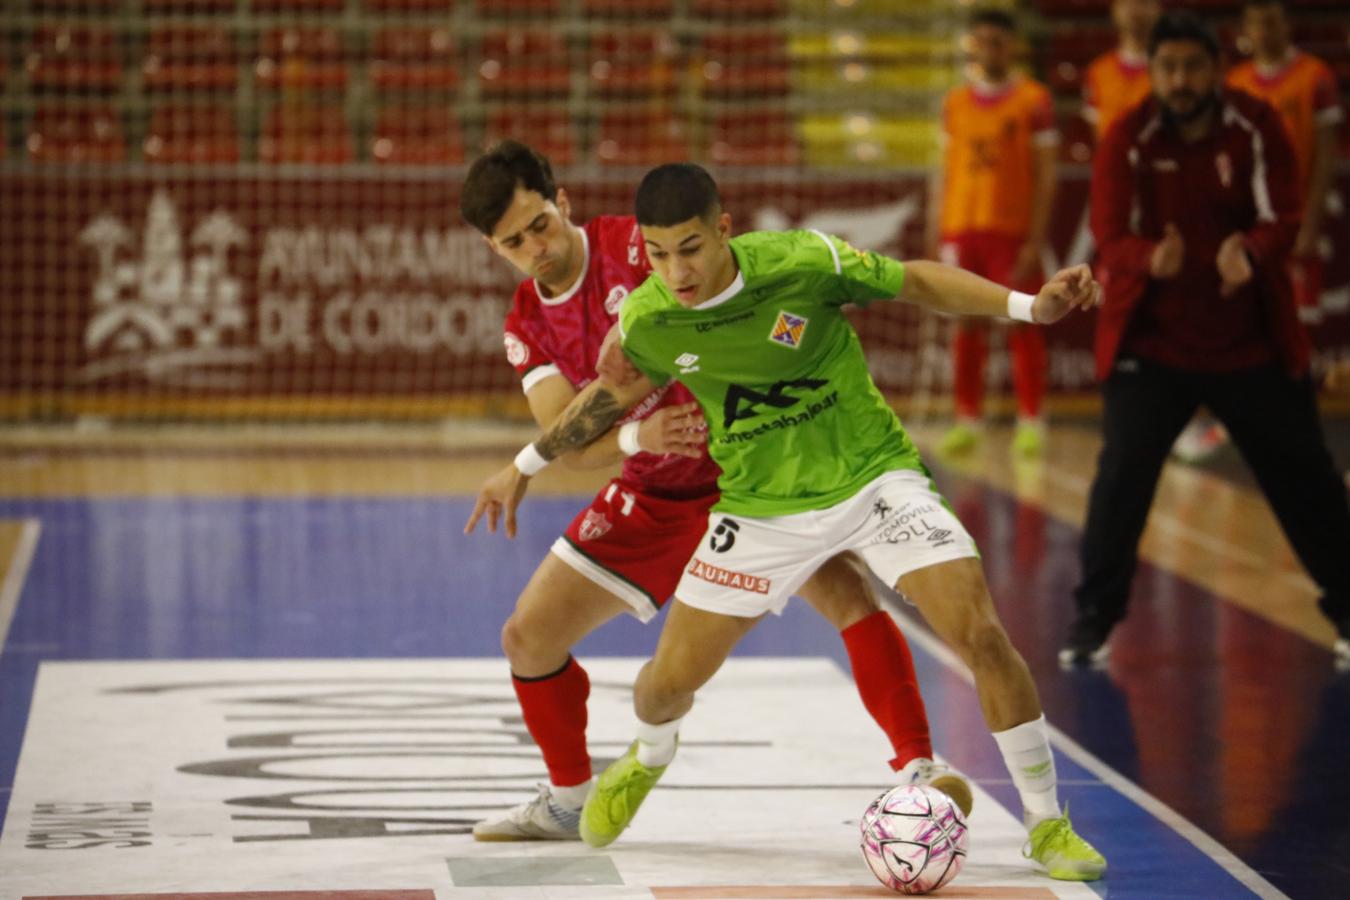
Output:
[951,325,987,419]
[512,656,591,787]
[1008,324,1046,419]
[841,611,932,771]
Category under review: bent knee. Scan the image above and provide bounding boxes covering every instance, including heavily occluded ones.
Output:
[954,618,1015,667]
[501,614,566,671]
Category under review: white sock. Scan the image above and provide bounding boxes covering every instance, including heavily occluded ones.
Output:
[550,780,590,811]
[992,714,1060,828]
[635,717,681,768]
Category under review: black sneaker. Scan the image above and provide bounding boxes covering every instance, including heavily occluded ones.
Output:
[1058,609,1116,668]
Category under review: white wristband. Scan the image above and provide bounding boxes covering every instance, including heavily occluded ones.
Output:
[1008,291,1037,323]
[617,421,643,457]
[513,443,550,477]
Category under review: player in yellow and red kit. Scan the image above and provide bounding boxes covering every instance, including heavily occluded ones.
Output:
[1228,0,1342,322]
[1082,0,1160,140]
[931,8,1058,457]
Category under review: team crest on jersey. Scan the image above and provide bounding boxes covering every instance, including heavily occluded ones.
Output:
[579,509,612,541]
[1215,152,1233,188]
[504,332,529,367]
[604,285,629,316]
[769,311,808,349]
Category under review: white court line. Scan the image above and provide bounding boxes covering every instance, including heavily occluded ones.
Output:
[889,604,1290,900]
[0,519,41,660]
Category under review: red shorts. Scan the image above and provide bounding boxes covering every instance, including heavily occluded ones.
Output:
[938,231,1042,293]
[551,479,718,622]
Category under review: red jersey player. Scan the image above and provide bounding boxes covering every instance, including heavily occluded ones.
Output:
[459,141,967,840]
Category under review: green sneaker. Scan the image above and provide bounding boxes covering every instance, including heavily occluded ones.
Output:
[1012,420,1045,458]
[579,740,671,848]
[939,422,980,455]
[1024,807,1107,881]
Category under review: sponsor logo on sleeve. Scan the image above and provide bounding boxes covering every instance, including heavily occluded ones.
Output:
[604,285,629,316]
[504,332,528,367]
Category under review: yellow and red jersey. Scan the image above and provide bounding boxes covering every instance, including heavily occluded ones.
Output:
[1227,50,1343,197]
[939,76,1057,239]
[1083,48,1151,139]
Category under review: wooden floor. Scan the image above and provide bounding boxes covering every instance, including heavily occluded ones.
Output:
[2,417,1349,899]
[0,419,1337,652]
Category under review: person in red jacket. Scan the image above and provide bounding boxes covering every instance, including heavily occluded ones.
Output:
[1061,11,1350,667]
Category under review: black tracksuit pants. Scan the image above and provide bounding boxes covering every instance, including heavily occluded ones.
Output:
[1074,357,1350,626]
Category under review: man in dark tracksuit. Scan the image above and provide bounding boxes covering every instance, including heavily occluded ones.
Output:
[1063,11,1350,666]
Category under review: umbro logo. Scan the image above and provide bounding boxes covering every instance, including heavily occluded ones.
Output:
[675,352,700,373]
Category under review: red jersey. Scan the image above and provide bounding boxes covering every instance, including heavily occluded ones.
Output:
[503,215,720,499]
[1090,91,1307,379]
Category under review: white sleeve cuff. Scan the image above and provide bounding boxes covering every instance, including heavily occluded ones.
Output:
[521,364,562,394]
[618,421,643,456]
[513,443,550,476]
[1008,291,1037,323]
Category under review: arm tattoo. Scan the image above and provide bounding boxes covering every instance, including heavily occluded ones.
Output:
[536,387,624,461]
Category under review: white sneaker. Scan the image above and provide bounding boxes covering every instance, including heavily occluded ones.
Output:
[1172,419,1228,464]
[472,784,581,842]
[894,757,974,817]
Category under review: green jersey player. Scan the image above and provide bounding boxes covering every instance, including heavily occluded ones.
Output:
[467,164,1107,882]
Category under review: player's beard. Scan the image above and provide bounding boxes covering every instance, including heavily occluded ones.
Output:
[1161,89,1217,126]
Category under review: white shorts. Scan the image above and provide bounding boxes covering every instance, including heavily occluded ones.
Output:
[674,469,980,618]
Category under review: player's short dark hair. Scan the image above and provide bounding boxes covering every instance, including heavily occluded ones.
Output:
[968,8,1017,33]
[634,163,722,228]
[460,140,558,236]
[1149,10,1221,59]
[1242,0,1285,13]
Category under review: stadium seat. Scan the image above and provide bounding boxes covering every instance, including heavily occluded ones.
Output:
[27,105,125,163]
[583,0,673,17]
[698,32,790,97]
[474,0,562,16]
[144,104,241,164]
[142,0,235,10]
[795,59,957,95]
[485,107,577,165]
[256,28,349,92]
[479,32,570,98]
[364,0,455,9]
[1032,0,1110,14]
[251,0,346,10]
[799,112,937,167]
[25,27,123,93]
[1057,114,1094,165]
[1044,27,1115,96]
[588,32,680,99]
[595,110,689,166]
[372,105,465,164]
[258,104,354,165]
[691,0,785,18]
[371,28,459,92]
[143,27,237,93]
[707,111,799,167]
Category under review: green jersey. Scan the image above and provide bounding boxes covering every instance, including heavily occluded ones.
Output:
[619,229,925,517]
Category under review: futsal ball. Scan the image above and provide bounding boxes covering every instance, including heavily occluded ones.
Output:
[860,784,969,894]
